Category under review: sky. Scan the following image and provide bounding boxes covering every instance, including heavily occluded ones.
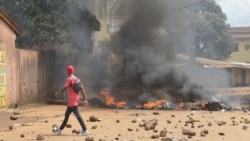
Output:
[216,0,250,27]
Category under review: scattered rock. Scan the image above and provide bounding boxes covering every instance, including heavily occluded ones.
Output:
[162,138,173,141]
[66,124,72,128]
[85,137,94,141]
[200,131,206,137]
[217,121,226,126]
[20,134,25,138]
[159,128,168,137]
[153,112,159,115]
[131,118,141,123]
[10,115,18,120]
[9,126,13,130]
[182,129,196,136]
[144,119,158,130]
[128,128,133,131]
[36,133,45,140]
[208,122,212,126]
[218,132,225,136]
[200,129,208,137]
[162,137,181,141]
[72,129,77,134]
[72,129,80,134]
[91,125,97,129]
[197,125,204,128]
[151,134,159,139]
[243,125,248,130]
[89,115,101,122]
[139,122,144,127]
[202,129,208,134]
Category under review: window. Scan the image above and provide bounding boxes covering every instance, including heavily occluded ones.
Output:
[245,44,250,50]
[233,43,239,51]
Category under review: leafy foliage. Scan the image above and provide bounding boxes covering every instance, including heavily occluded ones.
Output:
[173,0,234,60]
[0,0,100,53]
[194,0,234,60]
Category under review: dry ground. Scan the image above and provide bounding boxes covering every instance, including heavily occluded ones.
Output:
[0,103,250,141]
[1,87,250,141]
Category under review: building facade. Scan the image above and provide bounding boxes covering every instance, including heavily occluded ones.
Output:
[0,10,53,108]
[0,9,20,108]
[228,26,250,63]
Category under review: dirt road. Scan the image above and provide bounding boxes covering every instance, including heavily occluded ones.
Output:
[0,104,250,141]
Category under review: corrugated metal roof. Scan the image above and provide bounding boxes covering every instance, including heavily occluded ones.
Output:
[177,54,250,69]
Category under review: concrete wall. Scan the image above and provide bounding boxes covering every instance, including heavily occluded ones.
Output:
[15,50,56,106]
[247,69,250,86]
[0,19,18,107]
[16,49,39,105]
[6,49,53,107]
[231,68,241,87]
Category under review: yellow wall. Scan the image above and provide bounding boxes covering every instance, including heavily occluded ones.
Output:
[0,50,6,107]
[228,38,250,63]
[94,0,110,42]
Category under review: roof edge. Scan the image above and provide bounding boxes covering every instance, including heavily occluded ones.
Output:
[0,9,21,36]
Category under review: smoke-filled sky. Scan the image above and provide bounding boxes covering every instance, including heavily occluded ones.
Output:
[216,0,250,26]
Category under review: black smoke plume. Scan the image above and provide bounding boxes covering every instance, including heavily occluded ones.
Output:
[107,0,217,103]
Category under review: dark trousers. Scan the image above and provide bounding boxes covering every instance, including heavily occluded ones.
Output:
[59,106,87,131]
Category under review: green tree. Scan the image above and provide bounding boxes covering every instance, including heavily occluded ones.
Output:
[0,0,100,53]
[194,0,234,60]
[173,0,234,60]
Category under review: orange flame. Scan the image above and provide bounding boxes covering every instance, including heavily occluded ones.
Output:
[116,101,127,108]
[178,102,185,108]
[101,89,115,106]
[100,89,127,107]
[143,100,166,108]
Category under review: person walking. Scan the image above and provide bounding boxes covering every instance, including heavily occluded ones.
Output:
[54,65,89,136]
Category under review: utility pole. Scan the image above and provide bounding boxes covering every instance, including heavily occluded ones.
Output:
[189,2,196,63]
[107,0,119,78]
[109,0,118,36]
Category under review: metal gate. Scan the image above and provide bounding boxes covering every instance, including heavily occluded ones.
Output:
[0,50,6,107]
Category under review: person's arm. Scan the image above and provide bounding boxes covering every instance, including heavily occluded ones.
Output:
[80,86,89,106]
[55,86,67,98]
